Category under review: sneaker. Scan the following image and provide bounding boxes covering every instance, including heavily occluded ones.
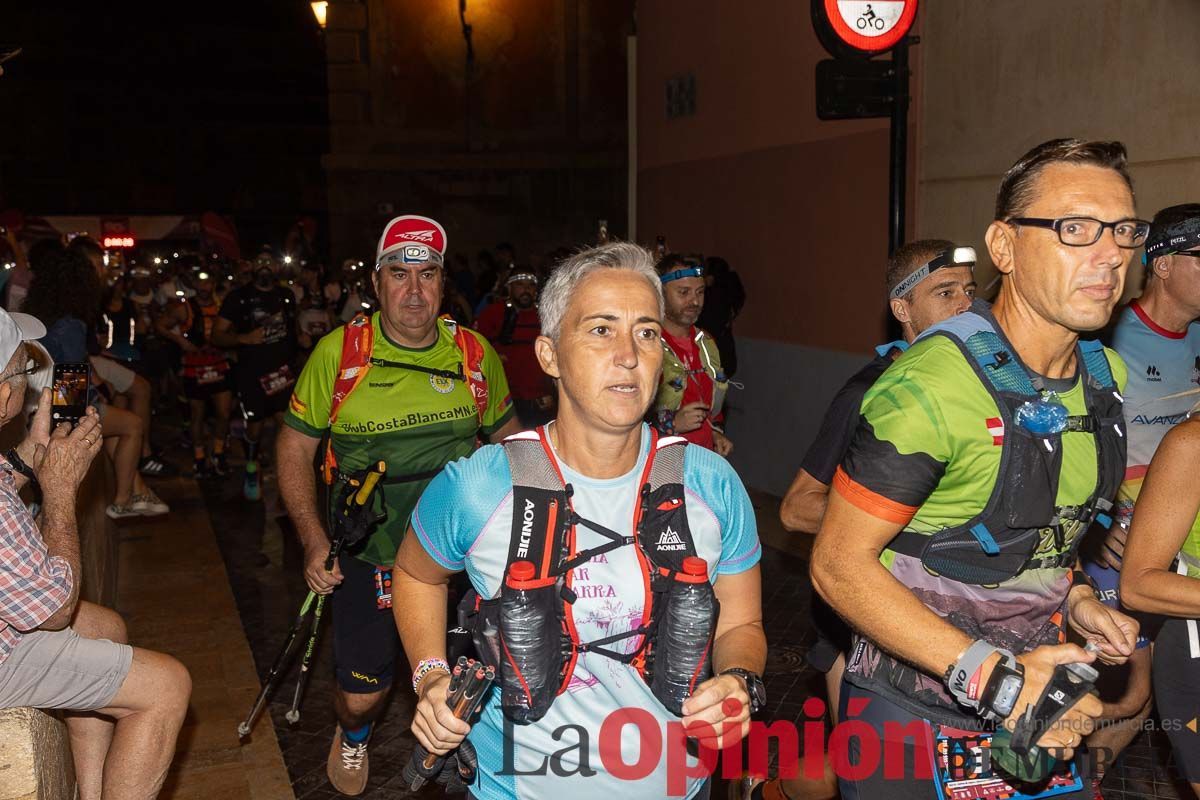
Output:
[243,461,261,501]
[326,726,369,795]
[192,459,212,479]
[105,502,140,520]
[212,452,228,477]
[138,455,176,478]
[130,491,170,516]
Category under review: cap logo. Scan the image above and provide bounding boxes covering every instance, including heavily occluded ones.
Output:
[402,229,436,243]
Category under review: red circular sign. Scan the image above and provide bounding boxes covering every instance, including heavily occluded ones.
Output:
[822,0,918,53]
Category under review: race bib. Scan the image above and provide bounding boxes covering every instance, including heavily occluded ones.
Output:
[258,364,296,397]
[374,566,393,611]
[934,728,1082,800]
[197,367,224,385]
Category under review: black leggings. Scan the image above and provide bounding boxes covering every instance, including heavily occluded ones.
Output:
[1153,618,1200,782]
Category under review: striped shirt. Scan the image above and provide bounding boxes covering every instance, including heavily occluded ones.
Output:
[0,457,73,664]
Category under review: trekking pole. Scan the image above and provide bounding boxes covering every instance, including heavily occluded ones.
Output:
[237,591,316,737]
[284,463,386,725]
[403,660,495,791]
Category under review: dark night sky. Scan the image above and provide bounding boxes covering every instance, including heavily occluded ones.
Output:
[0,1,329,249]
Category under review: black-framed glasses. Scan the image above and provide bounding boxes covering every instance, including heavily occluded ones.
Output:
[0,358,38,384]
[1008,216,1151,249]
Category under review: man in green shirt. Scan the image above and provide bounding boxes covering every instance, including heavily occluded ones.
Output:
[812,140,1143,798]
[277,214,519,795]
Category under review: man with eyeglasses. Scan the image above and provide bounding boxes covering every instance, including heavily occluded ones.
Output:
[1079,203,1200,792]
[811,139,1143,798]
[277,214,519,795]
[0,308,191,798]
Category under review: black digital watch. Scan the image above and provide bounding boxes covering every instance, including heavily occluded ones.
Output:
[721,668,767,714]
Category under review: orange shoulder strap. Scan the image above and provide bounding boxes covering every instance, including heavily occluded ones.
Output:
[444,317,489,424]
[322,313,374,483]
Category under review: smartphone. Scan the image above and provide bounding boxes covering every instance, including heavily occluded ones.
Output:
[51,363,90,425]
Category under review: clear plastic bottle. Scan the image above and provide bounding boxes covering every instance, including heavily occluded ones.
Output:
[651,556,719,715]
[499,560,560,723]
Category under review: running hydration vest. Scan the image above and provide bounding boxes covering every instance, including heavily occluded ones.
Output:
[885,304,1127,585]
[656,328,730,422]
[320,313,489,486]
[458,426,719,722]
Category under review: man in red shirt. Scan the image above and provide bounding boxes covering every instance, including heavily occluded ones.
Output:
[475,271,555,428]
[653,254,732,455]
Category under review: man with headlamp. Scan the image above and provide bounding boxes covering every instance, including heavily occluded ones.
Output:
[476,270,554,428]
[212,250,300,500]
[748,240,975,800]
[812,139,1142,798]
[652,254,732,455]
[278,214,519,795]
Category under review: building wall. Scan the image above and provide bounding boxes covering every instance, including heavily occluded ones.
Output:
[323,0,634,267]
[917,0,1200,301]
[639,1,1200,497]
[636,1,920,495]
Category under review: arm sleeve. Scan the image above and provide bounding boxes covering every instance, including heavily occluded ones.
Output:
[410,445,512,570]
[283,329,340,436]
[835,340,955,524]
[475,333,515,435]
[684,445,761,575]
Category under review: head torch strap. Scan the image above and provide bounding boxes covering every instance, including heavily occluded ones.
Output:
[661,266,704,284]
[506,272,538,285]
[1145,216,1200,260]
[889,246,976,300]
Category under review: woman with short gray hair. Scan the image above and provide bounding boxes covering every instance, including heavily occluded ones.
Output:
[538,241,663,342]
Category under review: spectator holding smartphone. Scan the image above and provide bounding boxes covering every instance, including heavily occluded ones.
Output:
[0,307,190,798]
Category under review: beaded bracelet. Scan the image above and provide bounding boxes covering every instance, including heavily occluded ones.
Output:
[412,657,451,695]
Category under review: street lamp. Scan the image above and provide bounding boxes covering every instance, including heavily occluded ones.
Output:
[310,1,328,29]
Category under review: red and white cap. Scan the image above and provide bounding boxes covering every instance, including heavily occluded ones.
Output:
[375,215,447,270]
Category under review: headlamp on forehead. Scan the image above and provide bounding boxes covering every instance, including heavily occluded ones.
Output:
[661,265,704,284]
[890,246,976,300]
[506,272,538,286]
[376,244,443,270]
[1144,216,1200,261]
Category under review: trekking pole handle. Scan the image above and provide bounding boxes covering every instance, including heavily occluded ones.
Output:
[352,462,385,507]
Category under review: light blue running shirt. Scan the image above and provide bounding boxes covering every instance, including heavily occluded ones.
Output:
[412,424,761,800]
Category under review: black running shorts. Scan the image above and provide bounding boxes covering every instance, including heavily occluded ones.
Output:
[331,554,400,694]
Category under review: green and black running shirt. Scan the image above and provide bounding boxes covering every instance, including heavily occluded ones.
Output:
[285,314,515,566]
[834,332,1127,726]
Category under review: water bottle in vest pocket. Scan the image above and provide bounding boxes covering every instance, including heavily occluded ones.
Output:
[648,557,720,715]
[499,560,563,723]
